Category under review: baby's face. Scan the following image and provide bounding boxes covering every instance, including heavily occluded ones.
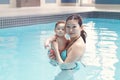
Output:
[55,23,66,37]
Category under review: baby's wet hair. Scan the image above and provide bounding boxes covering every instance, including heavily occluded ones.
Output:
[55,20,66,29]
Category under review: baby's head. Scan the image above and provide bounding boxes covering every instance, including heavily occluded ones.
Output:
[54,21,66,37]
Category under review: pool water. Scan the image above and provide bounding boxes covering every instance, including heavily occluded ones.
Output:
[0,18,120,80]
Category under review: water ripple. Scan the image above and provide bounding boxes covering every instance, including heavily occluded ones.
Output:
[82,21,118,80]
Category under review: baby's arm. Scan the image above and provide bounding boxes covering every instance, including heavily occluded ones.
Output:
[44,35,57,49]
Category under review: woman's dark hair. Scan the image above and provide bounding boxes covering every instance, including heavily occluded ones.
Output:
[66,14,87,43]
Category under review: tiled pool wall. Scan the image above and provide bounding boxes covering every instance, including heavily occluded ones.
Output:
[0,12,120,29]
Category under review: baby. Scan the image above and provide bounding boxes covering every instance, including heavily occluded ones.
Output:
[44,21,69,66]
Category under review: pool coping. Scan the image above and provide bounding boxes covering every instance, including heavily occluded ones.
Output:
[0,11,120,29]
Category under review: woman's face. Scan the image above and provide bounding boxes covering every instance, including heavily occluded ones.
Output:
[66,20,82,38]
[55,23,66,37]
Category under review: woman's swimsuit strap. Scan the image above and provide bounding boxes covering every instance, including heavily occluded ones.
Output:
[65,36,80,50]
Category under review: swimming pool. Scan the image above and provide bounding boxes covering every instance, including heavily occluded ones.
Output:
[0,18,120,80]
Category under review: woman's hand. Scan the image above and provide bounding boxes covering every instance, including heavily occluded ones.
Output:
[47,41,59,60]
[44,35,57,49]
[48,49,56,60]
[52,41,59,51]
[44,40,50,49]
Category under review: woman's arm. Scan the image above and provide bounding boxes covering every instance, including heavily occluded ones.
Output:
[65,44,85,63]
[44,35,56,49]
[52,41,64,64]
[53,41,85,64]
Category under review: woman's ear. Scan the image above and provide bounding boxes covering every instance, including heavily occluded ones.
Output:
[54,29,56,33]
[81,25,84,30]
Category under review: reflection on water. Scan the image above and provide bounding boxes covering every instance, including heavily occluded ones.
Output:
[82,21,118,80]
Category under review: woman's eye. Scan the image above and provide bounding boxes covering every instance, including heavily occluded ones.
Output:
[73,26,76,28]
[66,26,70,28]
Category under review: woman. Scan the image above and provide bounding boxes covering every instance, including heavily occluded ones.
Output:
[49,14,87,80]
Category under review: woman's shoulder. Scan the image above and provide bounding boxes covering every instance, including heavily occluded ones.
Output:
[76,37,85,44]
[72,42,85,49]
[73,38,85,49]
[66,37,85,51]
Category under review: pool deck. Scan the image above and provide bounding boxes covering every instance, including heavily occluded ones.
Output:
[0,6,120,17]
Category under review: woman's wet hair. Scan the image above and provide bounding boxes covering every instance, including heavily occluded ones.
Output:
[55,20,66,29]
[66,14,87,43]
